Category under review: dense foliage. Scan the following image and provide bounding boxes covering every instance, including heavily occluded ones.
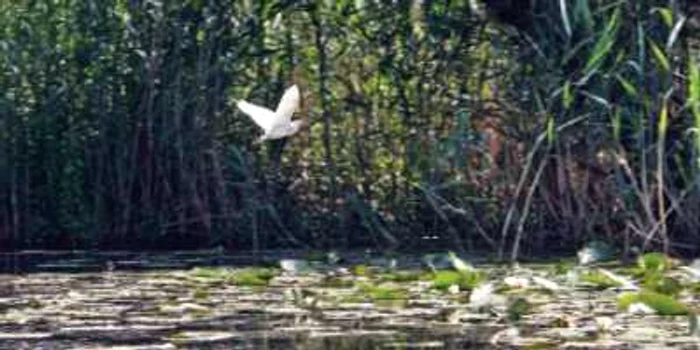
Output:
[1,1,698,257]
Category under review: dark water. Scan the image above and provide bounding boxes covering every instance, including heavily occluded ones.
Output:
[0,250,290,274]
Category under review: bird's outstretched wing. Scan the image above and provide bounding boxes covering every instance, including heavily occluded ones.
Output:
[236,100,277,132]
[274,85,300,124]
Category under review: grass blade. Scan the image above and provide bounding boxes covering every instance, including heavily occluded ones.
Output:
[560,0,572,38]
[583,7,620,74]
[648,39,670,72]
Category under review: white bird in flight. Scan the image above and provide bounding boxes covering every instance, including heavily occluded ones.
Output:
[236,85,303,142]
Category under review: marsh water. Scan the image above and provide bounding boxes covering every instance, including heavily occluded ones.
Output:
[0,251,697,349]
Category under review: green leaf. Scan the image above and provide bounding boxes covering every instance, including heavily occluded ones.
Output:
[638,252,671,272]
[562,80,573,108]
[583,7,619,74]
[615,74,638,98]
[689,57,700,118]
[639,290,689,315]
[618,290,689,315]
[642,274,682,296]
[658,100,669,135]
[648,39,670,72]
[581,270,623,289]
[431,270,484,291]
[617,292,638,310]
[655,7,674,28]
[546,115,555,143]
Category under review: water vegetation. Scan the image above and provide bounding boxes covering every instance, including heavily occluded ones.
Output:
[2,250,700,348]
[618,290,690,316]
[191,267,278,286]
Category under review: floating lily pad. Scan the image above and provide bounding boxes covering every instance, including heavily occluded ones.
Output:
[618,290,689,315]
[431,270,484,291]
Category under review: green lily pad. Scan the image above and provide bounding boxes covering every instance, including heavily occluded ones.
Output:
[618,290,689,315]
[432,270,484,291]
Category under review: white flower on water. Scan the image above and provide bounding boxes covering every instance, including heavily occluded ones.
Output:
[595,316,614,333]
[279,259,311,274]
[236,85,303,141]
[503,276,530,289]
[627,302,655,315]
[469,282,495,308]
[448,284,460,295]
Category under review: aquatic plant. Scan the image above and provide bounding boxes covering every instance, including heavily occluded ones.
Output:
[618,290,690,315]
[431,270,484,291]
[191,267,277,286]
[580,270,624,290]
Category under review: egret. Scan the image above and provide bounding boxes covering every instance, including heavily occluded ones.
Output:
[236,85,303,142]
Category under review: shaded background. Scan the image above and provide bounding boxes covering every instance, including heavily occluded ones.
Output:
[1,0,699,258]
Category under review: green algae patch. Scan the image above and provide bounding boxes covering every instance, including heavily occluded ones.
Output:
[227,268,277,286]
[431,270,484,291]
[637,252,674,273]
[641,274,683,296]
[356,283,410,307]
[351,264,372,277]
[580,270,622,289]
[618,290,690,315]
[190,267,278,286]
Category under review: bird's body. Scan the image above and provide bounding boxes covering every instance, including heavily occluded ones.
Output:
[262,120,304,141]
[236,85,303,142]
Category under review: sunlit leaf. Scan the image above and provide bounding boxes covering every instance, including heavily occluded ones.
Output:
[666,16,686,50]
[583,7,619,74]
[562,80,573,108]
[654,7,674,28]
[615,74,637,98]
[648,39,670,72]
[546,115,555,143]
[638,252,671,272]
[689,58,700,154]
[658,100,669,135]
[618,290,690,316]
